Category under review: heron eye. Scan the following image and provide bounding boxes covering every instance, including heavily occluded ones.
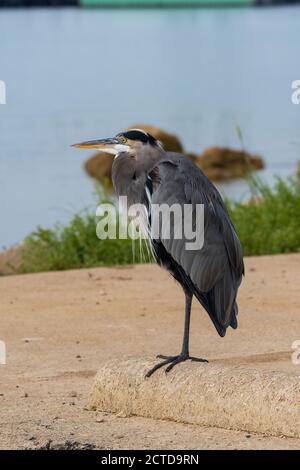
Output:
[119,136,127,143]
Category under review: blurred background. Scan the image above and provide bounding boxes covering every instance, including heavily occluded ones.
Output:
[0,1,300,250]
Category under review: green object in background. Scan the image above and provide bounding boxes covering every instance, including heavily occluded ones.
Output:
[80,0,253,6]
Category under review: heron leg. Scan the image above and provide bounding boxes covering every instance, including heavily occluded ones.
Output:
[145,293,208,378]
[181,291,192,356]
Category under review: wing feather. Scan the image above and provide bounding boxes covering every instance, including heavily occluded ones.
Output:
[151,153,244,334]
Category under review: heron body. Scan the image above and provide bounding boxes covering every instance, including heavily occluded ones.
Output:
[73,129,244,376]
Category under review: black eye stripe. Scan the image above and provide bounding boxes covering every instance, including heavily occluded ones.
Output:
[123,130,148,142]
[117,130,157,145]
[147,133,157,146]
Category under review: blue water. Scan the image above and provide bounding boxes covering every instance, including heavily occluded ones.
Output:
[0,6,300,248]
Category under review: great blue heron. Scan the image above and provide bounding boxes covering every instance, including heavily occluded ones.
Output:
[73,129,244,377]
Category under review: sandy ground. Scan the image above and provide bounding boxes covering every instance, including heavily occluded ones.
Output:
[0,254,300,450]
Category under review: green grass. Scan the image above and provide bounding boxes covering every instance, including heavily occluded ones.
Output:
[19,190,151,274]
[20,214,143,274]
[18,178,300,274]
[227,177,300,256]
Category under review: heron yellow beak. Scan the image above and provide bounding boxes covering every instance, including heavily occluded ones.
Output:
[71,138,119,150]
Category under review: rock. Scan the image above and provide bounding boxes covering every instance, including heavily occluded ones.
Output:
[196,147,264,181]
[89,357,300,439]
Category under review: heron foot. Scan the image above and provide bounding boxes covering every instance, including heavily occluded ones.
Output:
[145,353,208,378]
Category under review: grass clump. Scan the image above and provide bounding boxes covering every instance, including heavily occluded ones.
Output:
[227,177,300,256]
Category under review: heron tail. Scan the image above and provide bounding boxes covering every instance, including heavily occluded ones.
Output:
[193,273,239,337]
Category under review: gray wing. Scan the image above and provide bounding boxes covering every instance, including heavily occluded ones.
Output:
[151,153,244,335]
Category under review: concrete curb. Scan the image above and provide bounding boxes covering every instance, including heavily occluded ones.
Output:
[88,357,300,438]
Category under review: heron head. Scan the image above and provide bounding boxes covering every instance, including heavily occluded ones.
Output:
[72,129,162,157]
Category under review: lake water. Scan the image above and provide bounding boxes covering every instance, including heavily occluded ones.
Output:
[0,6,300,248]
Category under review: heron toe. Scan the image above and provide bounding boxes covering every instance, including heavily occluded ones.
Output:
[145,354,208,377]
